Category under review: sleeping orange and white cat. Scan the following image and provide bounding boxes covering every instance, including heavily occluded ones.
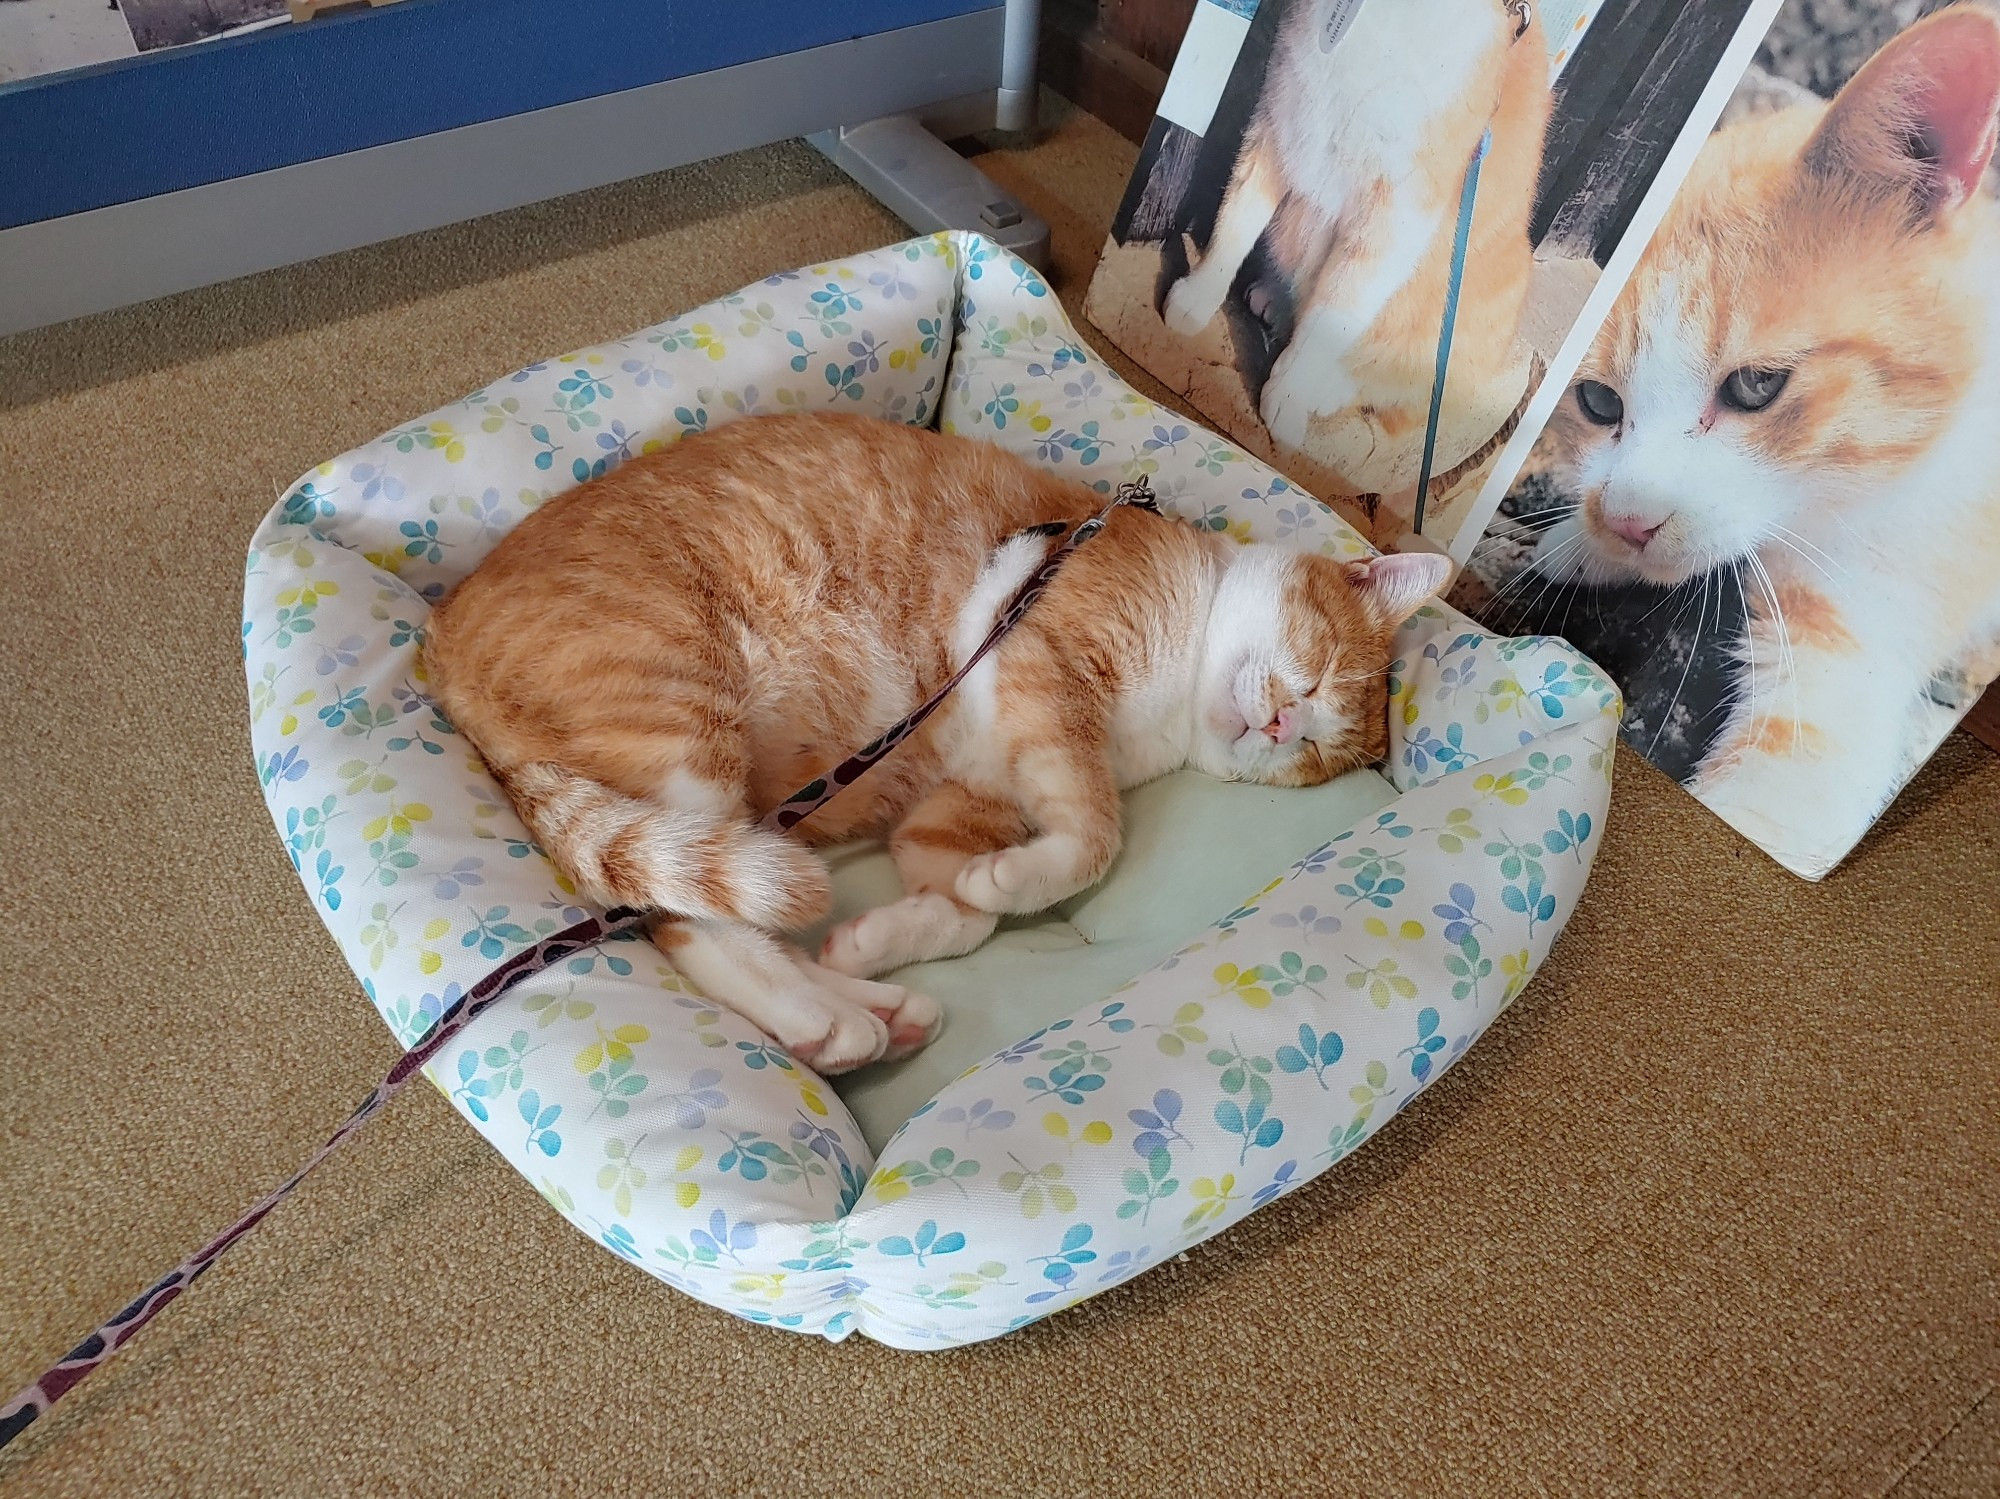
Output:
[1534,4,2000,868]
[423,412,1448,1071]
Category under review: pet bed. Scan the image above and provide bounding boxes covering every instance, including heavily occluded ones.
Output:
[243,231,1620,1348]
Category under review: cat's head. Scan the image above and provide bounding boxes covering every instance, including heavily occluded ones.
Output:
[1548,4,2000,586]
[1195,547,1451,786]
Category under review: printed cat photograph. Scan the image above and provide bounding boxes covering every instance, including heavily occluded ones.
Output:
[1456,0,2000,878]
[1084,0,1771,550]
[423,411,1449,1072]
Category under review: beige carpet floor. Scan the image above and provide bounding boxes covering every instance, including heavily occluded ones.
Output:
[3,98,1997,1498]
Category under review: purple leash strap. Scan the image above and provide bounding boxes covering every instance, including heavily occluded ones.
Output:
[0,908,646,1451]
[1,474,1154,1452]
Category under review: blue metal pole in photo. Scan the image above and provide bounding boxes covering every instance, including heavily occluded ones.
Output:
[1412,126,1491,538]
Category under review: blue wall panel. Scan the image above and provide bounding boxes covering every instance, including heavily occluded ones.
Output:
[0,0,998,229]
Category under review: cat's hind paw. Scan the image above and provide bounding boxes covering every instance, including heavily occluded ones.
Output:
[875,988,943,1062]
[793,957,944,1062]
[781,999,890,1076]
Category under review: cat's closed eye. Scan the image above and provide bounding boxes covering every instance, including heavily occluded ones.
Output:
[1717,365,1792,413]
[1574,379,1624,427]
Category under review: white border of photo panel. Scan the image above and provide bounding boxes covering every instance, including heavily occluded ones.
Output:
[1155,0,1259,139]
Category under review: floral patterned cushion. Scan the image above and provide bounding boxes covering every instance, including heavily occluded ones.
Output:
[243,232,1621,1348]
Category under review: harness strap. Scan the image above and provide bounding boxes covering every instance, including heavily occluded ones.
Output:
[763,477,1158,832]
[0,474,1157,1452]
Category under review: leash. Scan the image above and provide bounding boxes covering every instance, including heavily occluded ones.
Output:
[0,476,1157,1452]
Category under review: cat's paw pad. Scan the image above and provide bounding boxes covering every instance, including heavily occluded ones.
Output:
[784,1001,889,1077]
[873,988,943,1062]
[1163,275,1220,337]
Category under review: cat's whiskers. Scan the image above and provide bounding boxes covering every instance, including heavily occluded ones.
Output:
[1761,528,1845,595]
[1466,504,1580,552]
[1645,571,1714,760]
[1485,527,1589,624]
[1556,552,1587,643]
[1767,524,1846,579]
[1632,576,1697,632]
[1730,564,1758,746]
[1503,503,1581,529]
[1510,539,1594,630]
[1745,549,1803,757]
[1486,556,1576,632]
[1463,505,1581,573]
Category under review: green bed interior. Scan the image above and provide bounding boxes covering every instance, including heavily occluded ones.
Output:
[809,766,1401,1151]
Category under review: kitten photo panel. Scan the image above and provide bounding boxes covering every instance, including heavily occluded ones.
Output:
[1452,0,2000,879]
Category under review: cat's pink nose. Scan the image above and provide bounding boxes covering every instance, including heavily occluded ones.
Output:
[1605,511,1667,549]
[1263,706,1301,745]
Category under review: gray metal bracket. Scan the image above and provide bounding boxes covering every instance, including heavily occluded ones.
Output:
[808,114,1051,268]
[810,0,1048,267]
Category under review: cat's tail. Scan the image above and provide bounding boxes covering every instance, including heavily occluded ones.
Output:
[498,762,831,930]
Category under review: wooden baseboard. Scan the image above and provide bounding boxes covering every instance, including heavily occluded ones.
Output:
[1040,0,1172,143]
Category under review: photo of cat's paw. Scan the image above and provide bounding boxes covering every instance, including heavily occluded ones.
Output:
[1163,267,1225,336]
[1259,329,1352,451]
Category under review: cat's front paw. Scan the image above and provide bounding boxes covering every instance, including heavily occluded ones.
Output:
[1259,355,1317,450]
[1260,314,1361,451]
[820,909,899,978]
[1163,272,1222,337]
[821,893,995,977]
[956,847,1077,915]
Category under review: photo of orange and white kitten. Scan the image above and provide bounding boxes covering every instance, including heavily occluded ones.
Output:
[424,412,1449,1072]
[1510,1,2000,873]
[1162,0,1550,486]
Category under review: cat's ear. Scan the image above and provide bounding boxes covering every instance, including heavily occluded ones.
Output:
[1344,552,1453,624]
[1803,5,2000,227]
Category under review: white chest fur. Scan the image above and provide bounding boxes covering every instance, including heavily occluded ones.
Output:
[939,532,1220,792]
[1265,0,1504,216]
